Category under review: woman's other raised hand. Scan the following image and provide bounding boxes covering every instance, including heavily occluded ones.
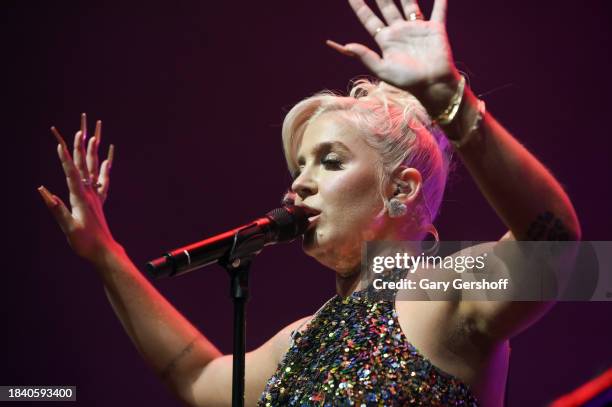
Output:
[38,113,117,264]
[328,0,461,115]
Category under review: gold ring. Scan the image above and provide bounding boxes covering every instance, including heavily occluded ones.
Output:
[374,26,384,36]
[408,12,424,21]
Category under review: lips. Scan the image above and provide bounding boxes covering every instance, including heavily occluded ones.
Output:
[297,205,321,227]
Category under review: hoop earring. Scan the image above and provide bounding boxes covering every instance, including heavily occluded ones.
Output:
[421,223,440,255]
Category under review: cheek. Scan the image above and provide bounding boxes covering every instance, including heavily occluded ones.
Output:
[322,167,382,227]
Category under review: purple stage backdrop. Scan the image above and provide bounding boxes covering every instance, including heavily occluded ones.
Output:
[4,1,612,406]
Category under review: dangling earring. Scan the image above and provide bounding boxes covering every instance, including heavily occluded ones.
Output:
[421,223,440,255]
[387,185,407,218]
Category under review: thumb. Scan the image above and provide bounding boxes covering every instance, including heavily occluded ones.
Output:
[343,42,383,74]
[326,40,383,74]
[38,186,73,233]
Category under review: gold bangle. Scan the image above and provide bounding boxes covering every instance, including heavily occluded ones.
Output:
[450,99,486,148]
[433,75,466,126]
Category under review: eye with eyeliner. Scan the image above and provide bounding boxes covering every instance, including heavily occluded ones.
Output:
[321,152,343,169]
[293,144,348,179]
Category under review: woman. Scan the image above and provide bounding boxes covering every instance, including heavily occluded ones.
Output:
[38,0,580,405]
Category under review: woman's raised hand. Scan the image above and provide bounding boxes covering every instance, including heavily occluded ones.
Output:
[38,113,117,264]
[328,0,460,113]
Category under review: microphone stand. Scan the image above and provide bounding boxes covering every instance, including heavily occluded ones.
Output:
[146,207,308,406]
[217,223,267,407]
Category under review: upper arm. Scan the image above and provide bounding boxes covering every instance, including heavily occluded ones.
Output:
[187,316,311,407]
[455,231,557,341]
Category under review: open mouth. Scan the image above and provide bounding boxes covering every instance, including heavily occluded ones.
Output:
[298,205,321,226]
[307,214,321,223]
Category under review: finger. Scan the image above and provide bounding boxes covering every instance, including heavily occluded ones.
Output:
[73,130,90,180]
[77,112,89,178]
[80,112,88,139]
[97,145,114,188]
[86,120,102,180]
[57,143,86,199]
[97,144,114,202]
[343,43,383,73]
[400,0,423,19]
[50,126,69,152]
[98,160,110,202]
[52,128,86,196]
[375,0,404,25]
[86,136,99,181]
[37,185,73,233]
[326,40,357,57]
[348,0,386,37]
[430,0,447,23]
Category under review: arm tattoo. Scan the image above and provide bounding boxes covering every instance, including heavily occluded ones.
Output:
[160,337,199,380]
[526,210,570,241]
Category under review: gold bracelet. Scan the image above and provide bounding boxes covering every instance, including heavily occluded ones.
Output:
[450,99,486,148]
[433,75,466,126]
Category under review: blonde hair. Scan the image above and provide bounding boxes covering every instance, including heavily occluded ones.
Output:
[282,78,452,230]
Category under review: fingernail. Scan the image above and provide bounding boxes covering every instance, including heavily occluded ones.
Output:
[51,126,67,148]
[37,186,58,207]
[108,144,115,165]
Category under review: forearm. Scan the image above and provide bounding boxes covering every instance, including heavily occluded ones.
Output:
[93,244,223,399]
[440,87,581,240]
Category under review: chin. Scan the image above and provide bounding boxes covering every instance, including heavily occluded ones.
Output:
[302,230,362,273]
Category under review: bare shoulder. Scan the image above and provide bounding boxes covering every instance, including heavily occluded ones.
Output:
[190,315,312,407]
[268,315,313,363]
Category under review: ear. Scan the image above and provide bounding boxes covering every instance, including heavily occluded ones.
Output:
[391,167,422,204]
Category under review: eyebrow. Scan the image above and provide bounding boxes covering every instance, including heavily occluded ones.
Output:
[295,141,352,165]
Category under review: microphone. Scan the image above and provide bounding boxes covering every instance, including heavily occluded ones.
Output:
[145,205,309,279]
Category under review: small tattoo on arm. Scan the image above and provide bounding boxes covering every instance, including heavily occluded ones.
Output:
[526,211,570,241]
[161,337,199,380]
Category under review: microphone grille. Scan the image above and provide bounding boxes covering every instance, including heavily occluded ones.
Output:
[266,205,309,242]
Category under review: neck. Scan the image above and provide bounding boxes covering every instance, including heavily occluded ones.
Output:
[334,265,364,297]
[332,238,425,297]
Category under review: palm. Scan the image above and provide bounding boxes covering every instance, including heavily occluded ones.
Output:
[329,0,458,107]
[374,20,453,89]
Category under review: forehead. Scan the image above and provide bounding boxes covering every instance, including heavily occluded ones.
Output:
[296,112,371,158]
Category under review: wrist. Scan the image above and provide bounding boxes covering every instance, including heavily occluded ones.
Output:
[412,69,463,119]
[91,241,128,271]
[438,86,485,146]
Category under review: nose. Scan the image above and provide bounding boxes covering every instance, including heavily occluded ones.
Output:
[291,167,317,201]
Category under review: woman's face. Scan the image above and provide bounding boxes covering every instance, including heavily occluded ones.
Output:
[291,112,387,274]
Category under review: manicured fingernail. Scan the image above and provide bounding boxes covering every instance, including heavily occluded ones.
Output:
[51,126,68,149]
[81,113,87,135]
[95,120,101,141]
[37,186,58,207]
[108,144,115,166]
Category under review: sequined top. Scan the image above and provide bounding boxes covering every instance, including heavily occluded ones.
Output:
[258,272,479,406]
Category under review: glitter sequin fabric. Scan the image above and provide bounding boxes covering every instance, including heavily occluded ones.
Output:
[258,273,479,406]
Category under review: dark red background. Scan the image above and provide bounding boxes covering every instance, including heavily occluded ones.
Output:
[4,1,611,405]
